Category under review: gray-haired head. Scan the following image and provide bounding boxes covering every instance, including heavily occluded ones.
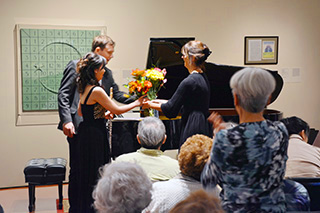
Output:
[93,162,152,213]
[230,67,275,113]
[137,117,166,149]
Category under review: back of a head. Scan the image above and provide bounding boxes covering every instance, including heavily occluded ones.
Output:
[281,116,310,137]
[230,67,275,113]
[93,162,152,213]
[77,52,106,93]
[91,35,115,52]
[178,134,213,181]
[137,117,166,149]
[181,40,212,69]
[169,189,224,213]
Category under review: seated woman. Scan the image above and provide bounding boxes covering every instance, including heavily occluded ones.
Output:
[281,116,320,178]
[143,134,219,213]
[93,162,152,213]
[201,67,289,212]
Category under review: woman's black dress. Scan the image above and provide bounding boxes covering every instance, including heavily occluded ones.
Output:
[161,72,212,147]
[77,86,110,212]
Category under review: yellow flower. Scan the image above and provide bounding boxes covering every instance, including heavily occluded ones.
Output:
[146,69,164,81]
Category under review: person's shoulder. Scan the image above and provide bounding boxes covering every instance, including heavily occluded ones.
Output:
[104,66,112,72]
[214,128,238,148]
[66,59,79,67]
[162,156,179,167]
[179,74,198,87]
[114,152,138,162]
[63,60,79,74]
[92,86,106,94]
[216,128,233,138]
[93,86,105,91]
[104,67,112,74]
[185,73,207,85]
[269,120,288,135]
[152,178,184,194]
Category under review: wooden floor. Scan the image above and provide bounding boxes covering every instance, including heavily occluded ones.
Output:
[0,151,178,213]
[0,184,69,213]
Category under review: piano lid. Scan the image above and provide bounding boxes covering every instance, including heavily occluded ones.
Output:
[146,37,283,108]
[146,37,195,69]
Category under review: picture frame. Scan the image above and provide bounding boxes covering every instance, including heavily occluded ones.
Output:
[244,36,278,65]
[15,24,107,126]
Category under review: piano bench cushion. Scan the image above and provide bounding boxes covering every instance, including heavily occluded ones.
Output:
[24,158,67,184]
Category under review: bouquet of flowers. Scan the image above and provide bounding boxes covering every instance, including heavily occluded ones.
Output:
[125,67,167,116]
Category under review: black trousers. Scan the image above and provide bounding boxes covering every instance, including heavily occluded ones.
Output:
[67,135,79,213]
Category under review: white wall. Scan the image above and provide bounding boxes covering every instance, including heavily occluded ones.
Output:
[1,0,319,187]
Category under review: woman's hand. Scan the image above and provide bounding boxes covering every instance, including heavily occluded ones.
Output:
[142,100,151,109]
[105,111,114,120]
[208,111,226,134]
[134,95,147,107]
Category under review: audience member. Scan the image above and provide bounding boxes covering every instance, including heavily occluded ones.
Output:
[169,189,224,213]
[281,116,320,177]
[143,134,219,213]
[93,162,152,213]
[201,67,289,212]
[283,179,310,211]
[115,117,180,181]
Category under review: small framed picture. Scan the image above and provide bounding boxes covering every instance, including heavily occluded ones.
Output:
[244,36,278,65]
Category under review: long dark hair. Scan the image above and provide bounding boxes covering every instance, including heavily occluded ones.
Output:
[77,52,106,94]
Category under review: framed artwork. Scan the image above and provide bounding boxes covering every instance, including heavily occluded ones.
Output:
[15,24,107,125]
[244,36,278,65]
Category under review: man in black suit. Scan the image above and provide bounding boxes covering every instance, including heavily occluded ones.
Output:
[57,35,133,212]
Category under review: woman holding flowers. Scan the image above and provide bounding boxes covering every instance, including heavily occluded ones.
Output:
[143,40,212,148]
[76,52,145,212]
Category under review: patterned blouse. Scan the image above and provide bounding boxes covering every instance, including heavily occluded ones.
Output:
[201,120,289,213]
[93,103,106,119]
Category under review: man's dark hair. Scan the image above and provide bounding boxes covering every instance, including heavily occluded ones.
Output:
[91,35,115,52]
[281,116,310,137]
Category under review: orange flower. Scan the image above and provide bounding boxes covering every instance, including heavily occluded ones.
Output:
[131,69,146,78]
[128,81,137,94]
[136,83,142,92]
[144,80,152,88]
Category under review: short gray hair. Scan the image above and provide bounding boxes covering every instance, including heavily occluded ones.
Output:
[230,67,275,113]
[137,117,166,149]
[93,162,152,213]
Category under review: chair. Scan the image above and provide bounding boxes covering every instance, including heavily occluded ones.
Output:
[288,177,320,211]
[23,158,66,212]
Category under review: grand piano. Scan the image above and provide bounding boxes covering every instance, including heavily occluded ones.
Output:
[111,37,284,157]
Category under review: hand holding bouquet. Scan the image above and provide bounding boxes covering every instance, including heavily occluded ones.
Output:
[125,67,166,100]
[125,67,167,116]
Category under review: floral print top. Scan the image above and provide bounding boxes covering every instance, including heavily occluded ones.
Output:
[201,120,289,213]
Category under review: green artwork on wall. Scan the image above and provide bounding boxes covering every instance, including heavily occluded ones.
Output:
[20,28,101,111]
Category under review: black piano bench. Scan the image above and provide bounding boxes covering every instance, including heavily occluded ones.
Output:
[23,158,67,212]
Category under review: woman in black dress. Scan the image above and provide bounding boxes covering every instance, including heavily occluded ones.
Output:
[76,52,145,212]
[143,40,212,147]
